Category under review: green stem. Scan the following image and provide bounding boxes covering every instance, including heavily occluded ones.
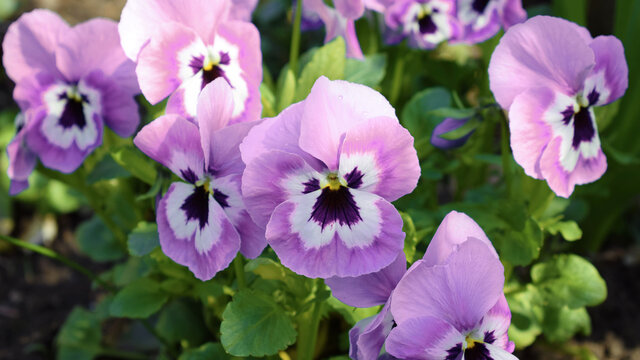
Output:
[0,234,115,291]
[289,0,304,74]
[499,112,513,196]
[233,254,246,289]
[298,280,325,360]
[389,50,406,106]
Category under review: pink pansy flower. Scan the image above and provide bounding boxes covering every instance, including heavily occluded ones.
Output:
[2,9,140,194]
[134,79,265,280]
[241,76,420,278]
[489,16,628,197]
[118,0,262,123]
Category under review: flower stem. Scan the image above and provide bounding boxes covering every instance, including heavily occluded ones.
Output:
[297,279,325,360]
[0,234,116,291]
[389,49,406,106]
[500,113,513,196]
[233,254,246,289]
[289,0,304,74]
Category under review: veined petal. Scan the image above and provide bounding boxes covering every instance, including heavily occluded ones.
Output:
[391,239,505,331]
[2,9,69,82]
[158,182,240,280]
[208,120,261,178]
[489,16,595,109]
[326,252,406,308]
[266,189,404,278]
[56,18,138,93]
[133,114,205,182]
[481,343,520,360]
[209,173,267,258]
[583,35,628,106]
[83,70,140,137]
[240,101,324,171]
[299,76,396,170]
[197,78,234,139]
[350,301,395,360]
[422,211,496,267]
[136,22,207,104]
[338,116,419,202]
[242,150,322,228]
[386,316,465,360]
[118,0,229,60]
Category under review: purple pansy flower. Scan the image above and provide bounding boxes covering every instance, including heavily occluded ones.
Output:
[134,79,265,280]
[385,0,461,49]
[241,76,420,278]
[118,0,262,123]
[457,0,526,43]
[327,211,513,360]
[385,211,516,360]
[2,9,140,194]
[489,16,628,197]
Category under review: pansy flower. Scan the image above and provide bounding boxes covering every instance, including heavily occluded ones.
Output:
[327,211,512,360]
[304,0,365,58]
[2,9,140,193]
[241,76,420,278]
[385,0,461,49]
[457,0,526,43]
[489,16,628,197]
[134,79,265,280]
[385,212,516,360]
[118,0,262,123]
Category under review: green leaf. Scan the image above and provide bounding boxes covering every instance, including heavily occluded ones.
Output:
[76,217,126,262]
[261,83,277,118]
[86,154,131,184]
[111,146,157,185]
[345,53,387,87]
[277,68,297,112]
[552,0,587,26]
[156,300,209,347]
[128,222,160,256]
[546,220,583,241]
[56,307,102,360]
[179,343,231,360]
[294,37,346,101]
[493,218,543,266]
[506,285,543,348]
[110,278,170,318]
[220,289,297,357]
[541,306,591,343]
[401,87,451,148]
[437,116,479,141]
[531,254,607,309]
[427,107,475,119]
[326,296,380,326]
[400,211,419,263]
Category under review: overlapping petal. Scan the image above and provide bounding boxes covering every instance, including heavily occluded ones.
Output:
[386,316,465,360]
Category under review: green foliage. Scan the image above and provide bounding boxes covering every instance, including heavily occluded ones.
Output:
[111,146,157,185]
[220,289,297,357]
[86,154,131,184]
[179,343,231,360]
[56,308,102,360]
[156,300,210,348]
[294,37,346,101]
[345,54,387,87]
[76,216,126,262]
[109,278,170,318]
[128,221,160,256]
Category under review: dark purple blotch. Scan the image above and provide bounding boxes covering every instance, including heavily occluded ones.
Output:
[212,188,230,208]
[58,92,89,129]
[345,168,364,189]
[309,186,362,230]
[302,178,320,194]
[472,0,491,14]
[181,185,210,230]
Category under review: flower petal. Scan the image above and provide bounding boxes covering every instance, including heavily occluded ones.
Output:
[386,316,464,360]
[299,76,396,170]
[240,101,325,170]
[482,343,520,360]
[55,18,138,93]
[158,182,240,280]
[2,9,69,82]
[266,189,404,278]
[338,116,419,202]
[326,252,406,308]
[118,0,229,60]
[334,0,365,19]
[242,150,322,228]
[133,114,205,182]
[136,21,207,104]
[208,120,260,177]
[468,295,515,353]
[350,301,395,360]
[391,238,505,331]
[489,16,595,109]
[230,0,259,21]
[422,211,497,267]
[583,35,628,106]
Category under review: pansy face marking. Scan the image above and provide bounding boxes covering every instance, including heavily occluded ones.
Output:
[307,170,364,230]
[459,0,496,29]
[404,0,454,44]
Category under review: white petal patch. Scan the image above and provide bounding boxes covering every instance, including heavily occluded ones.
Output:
[210,174,244,224]
[402,0,454,45]
[176,39,208,82]
[170,148,204,182]
[582,70,611,107]
[483,343,519,360]
[40,81,101,151]
[457,0,498,29]
[164,182,224,254]
[338,152,380,191]
[543,91,602,172]
[211,35,249,119]
[468,313,511,349]
[289,189,382,249]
